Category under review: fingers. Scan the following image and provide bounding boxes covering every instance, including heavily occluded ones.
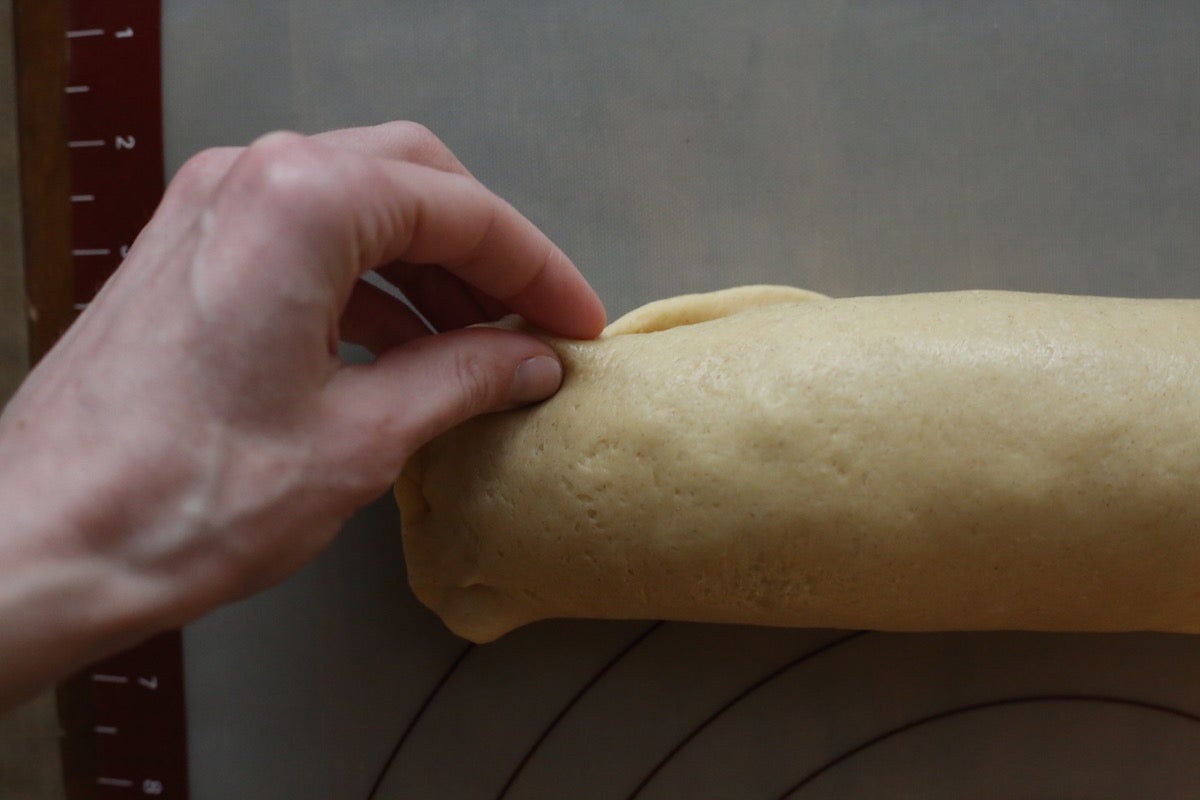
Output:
[142,122,468,261]
[206,131,605,339]
[312,121,472,177]
[319,328,563,480]
[361,165,605,337]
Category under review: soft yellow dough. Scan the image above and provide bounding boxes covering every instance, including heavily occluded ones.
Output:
[396,287,1200,643]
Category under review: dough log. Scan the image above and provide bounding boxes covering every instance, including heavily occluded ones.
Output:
[396,287,1200,643]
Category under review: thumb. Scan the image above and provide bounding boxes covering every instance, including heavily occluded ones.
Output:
[322,327,563,477]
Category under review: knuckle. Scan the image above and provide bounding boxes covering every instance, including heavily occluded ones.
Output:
[247,129,311,156]
[233,131,342,206]
[166,147,237,206]
[381,120,461,171]
[176,147,230,185]
[391,120,440,147]
[222,132,367,233]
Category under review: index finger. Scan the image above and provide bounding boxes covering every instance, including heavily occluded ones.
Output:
[212,132,607,339]
[383,163,607,339]
[312,121,473,177]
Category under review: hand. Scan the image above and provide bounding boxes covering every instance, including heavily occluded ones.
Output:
[0,122,605,704]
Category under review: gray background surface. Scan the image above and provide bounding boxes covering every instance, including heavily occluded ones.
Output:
[167,3,1200,798]
[165,1,1200,313]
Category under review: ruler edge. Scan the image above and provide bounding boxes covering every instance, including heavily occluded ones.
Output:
[12,3,93,795]
[13,0,73,364]
[12,2,189,798]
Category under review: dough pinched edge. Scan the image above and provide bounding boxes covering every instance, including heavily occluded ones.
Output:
[603,284,827,335]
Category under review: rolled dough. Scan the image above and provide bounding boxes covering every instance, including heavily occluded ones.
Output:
[395,287,1200,643]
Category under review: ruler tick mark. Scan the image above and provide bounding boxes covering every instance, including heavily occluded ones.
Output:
[67,28,105,39]
[91,673,128,683]
[73,248,112,257]
[65,85,90,94]
[96,777,133,788]
[68,139,106,149]
[94,725,118,735]
[71,194,95,203]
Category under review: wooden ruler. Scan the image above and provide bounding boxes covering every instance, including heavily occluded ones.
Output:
[14,1,189,798]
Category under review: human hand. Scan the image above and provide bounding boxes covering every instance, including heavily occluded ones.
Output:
[0,122,604,697]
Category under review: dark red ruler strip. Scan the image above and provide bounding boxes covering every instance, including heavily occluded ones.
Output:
[56,2,190,799]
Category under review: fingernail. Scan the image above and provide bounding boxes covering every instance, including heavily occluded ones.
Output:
[510,355,563,405]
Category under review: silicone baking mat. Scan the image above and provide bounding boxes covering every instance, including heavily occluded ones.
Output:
[168,3,1200,796]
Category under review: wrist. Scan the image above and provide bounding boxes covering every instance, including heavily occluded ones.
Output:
[0,417,176,707]
[0,492,134,708]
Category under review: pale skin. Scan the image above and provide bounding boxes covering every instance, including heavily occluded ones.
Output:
[0,122,606,710]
